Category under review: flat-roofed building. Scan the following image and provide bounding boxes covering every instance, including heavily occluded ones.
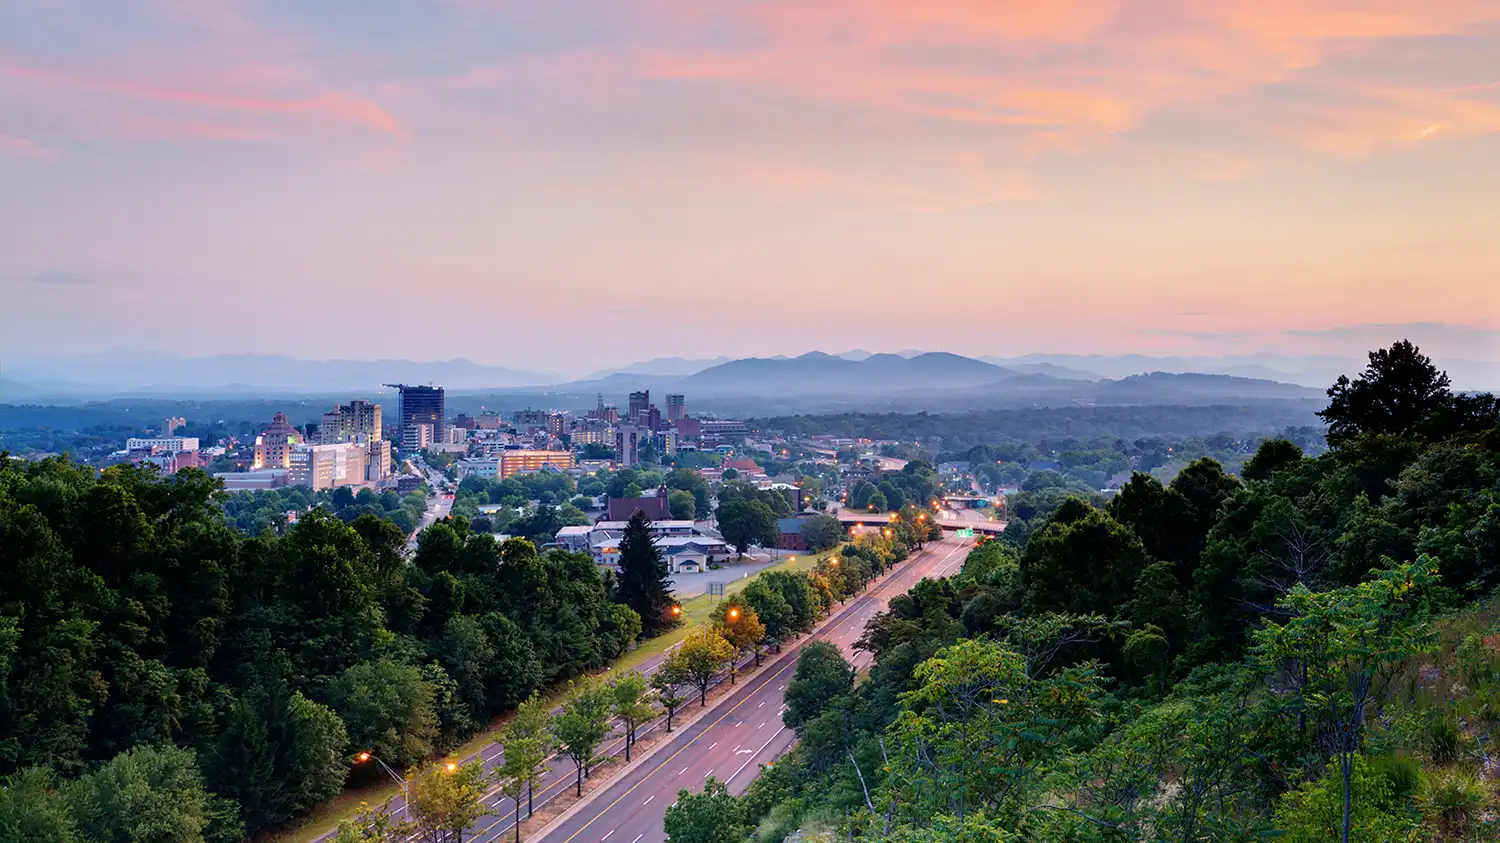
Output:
[499,449,574,478]
[126,436,200,454]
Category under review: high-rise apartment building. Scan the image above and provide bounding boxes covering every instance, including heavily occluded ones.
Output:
[666,394,685,422]
[385,384,445,446]
[628,390,650,419]
[318,400,382,444]
[614,424,643,467]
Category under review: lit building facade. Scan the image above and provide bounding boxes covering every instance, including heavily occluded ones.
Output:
[318,400,382,444]
[252,413,301,469]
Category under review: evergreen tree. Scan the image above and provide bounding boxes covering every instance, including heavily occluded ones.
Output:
[614,511,675,634]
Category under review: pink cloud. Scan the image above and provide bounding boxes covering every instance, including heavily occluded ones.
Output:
[0,0,406,150]
[438,0,1500,161]
[0,132,55,160]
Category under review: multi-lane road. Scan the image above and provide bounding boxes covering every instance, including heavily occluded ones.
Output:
[536,534,973,843]
[318,532,970,843]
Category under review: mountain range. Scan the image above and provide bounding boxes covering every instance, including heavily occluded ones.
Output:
[5,348,1491,412]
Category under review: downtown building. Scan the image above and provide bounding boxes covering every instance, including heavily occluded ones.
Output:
[317,399,382,445]
[386,383,445,449]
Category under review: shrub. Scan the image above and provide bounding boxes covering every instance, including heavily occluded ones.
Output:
[1416,768,1486,837]
[1368,753,1424,805]
[1424,712,1463,764]
[1273,756,1421,843]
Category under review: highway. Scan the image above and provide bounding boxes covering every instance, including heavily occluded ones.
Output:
[535,534,973,843]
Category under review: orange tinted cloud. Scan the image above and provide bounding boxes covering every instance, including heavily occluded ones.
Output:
[441,0,1500,160]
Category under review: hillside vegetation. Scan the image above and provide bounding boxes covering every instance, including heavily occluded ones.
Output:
[679,341,1500,843]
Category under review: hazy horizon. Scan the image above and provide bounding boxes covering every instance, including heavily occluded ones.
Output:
[3,2,1499,374]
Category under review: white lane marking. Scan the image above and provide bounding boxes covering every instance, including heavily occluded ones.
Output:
[757,722,765,729]
[757,701,764,708]
[632,836,643,843]
[728,728,786,783]
[643,796,653,806]
[735,748,754,755]
[708,742,717,750]
[603,831,614,841]
[677,766,688,776]
[705,768,713,777]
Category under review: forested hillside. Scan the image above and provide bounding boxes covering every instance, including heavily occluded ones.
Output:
[691,342,1500,842]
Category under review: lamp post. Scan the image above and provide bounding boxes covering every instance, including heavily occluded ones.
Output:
[356,752,409,822]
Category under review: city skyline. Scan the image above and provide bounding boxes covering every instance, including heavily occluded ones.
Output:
[3,1,1498,372]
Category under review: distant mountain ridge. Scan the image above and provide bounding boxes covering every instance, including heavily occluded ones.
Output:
[676,351,1018,396]
[3,352,558,396]
[12,348,1481,408]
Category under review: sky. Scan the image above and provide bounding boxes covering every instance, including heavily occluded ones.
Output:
[1,0,1498,375]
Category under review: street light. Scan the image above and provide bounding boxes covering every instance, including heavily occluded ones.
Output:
[830,558,839,566]
[445,761,458,774]
[670,604,682,617]
[355,752,410,821]
[729,608,740,620]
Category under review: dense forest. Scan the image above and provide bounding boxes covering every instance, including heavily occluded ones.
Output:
[673,342,1500,842]
[754,404,1325,453]
[0,460,646,839]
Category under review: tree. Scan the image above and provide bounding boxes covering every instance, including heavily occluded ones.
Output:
[1252,556,1439,843]
[497,697,549,842]
[0,767,79,842]
[615,511,676,633]
[664,777,746,843]
[711,595,766,674]
[664,626,738,707]
[783,641,853,732]
[327,659,440,768]
[439,615,496,721]
[500,694,552,820]
[1020,506,1149,617]
[867,491,888,511]
[610,671,657,762]
[800,513,844,552]
[1241,439,1303,482]
[406,760,488,843]
[66,744,237,843]
[1319,340,1454,447]
[552,681,613,797]
[716,498,777,556]
[668,490,696,521]
[743,578,796,652]
[651,662,690,733]
[665,468,712,516]
[886,638,1105,821]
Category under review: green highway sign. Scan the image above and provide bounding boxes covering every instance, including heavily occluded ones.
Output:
[956,528,975,538]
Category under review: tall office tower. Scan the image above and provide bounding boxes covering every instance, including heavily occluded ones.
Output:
[666,394,685,422]
[628,390,650,419]
[318,399,383,444]
[385,384,445,444]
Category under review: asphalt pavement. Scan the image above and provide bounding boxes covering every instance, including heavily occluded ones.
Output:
[535,535,973,843]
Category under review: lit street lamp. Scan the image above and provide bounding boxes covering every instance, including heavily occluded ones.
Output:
[355,752,410,821]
